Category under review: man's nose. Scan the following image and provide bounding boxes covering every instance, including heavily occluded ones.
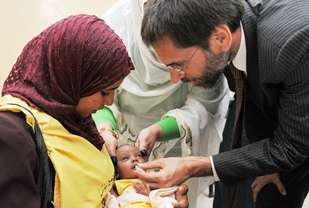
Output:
[169,68,184,83]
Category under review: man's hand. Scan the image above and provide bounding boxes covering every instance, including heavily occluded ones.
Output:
[134,157,191,189]
[251,172,286,202]
[134,156,212,189]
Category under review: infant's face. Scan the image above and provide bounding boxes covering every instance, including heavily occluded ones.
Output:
[116,145,146,179]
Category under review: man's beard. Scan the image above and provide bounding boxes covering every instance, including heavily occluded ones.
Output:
[182,49,229,89]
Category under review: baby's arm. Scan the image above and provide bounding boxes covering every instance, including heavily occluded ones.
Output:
[105,180,120,208]
[133,165,151,196]
[110,185,119,198]
[105,189,120,208]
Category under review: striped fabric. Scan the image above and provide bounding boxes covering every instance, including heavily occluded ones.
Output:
[213,0,309,207]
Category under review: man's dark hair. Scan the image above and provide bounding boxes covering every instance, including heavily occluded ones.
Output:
[141,0,244,49]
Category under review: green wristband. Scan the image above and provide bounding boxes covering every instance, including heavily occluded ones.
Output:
[156,117,180,142]
[92,108,117,130]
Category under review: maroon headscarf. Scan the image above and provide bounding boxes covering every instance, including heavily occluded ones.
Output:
[2,14,134,149]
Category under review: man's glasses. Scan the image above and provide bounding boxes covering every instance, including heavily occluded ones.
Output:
[167,46,199,75]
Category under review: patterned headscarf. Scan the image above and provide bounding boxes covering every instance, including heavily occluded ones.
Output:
[2,14,134,149]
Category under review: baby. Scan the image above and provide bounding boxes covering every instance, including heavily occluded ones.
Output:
[106,144,178,208]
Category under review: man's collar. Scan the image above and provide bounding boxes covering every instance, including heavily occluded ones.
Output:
[232,22,247,73]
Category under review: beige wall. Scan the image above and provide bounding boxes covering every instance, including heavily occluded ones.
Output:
[0,0,117,94]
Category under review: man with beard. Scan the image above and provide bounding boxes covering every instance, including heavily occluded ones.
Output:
[134,0,309,207]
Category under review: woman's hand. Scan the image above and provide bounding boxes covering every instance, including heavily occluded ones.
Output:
[135,124,163,160]
[251,172,286,202]
[101,131,118,157]
[97,123,118,157]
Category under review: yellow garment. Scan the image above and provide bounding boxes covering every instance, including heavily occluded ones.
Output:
[0,95,114,208]
[115,179,151,208]
[115,179,140,195]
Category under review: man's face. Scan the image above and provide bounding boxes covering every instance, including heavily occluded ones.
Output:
[153,37,229,88]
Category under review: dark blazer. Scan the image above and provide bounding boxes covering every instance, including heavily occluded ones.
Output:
[213,0,309,204]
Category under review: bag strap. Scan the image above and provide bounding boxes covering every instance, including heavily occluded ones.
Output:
[0,103,54,208]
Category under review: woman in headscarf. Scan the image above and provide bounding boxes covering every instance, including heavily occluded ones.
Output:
[0,14,134,207]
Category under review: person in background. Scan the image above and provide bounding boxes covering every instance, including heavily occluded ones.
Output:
[0,14,189,208]
[92,1,230,206]
[106,144,184,207]
[135,0,309,207]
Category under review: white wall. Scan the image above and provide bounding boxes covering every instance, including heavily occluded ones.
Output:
[0,0,117,94]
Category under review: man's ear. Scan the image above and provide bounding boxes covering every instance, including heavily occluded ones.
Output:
[209,24,232,54]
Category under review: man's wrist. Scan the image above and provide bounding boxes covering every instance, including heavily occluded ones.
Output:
[210,156,220,181]
[187,156,213,177]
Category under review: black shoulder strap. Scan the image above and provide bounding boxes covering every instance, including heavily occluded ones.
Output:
[0,103,54,208]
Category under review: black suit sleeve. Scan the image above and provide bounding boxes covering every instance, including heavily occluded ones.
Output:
[213,34,309,188]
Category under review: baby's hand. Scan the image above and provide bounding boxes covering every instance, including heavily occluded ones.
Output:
[133,181,150,196]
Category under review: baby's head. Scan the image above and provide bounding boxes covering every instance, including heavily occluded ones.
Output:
[115,144,147,179]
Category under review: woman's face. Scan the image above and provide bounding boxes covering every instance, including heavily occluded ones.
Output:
[75,79,123,118]
[116,145,147,179]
